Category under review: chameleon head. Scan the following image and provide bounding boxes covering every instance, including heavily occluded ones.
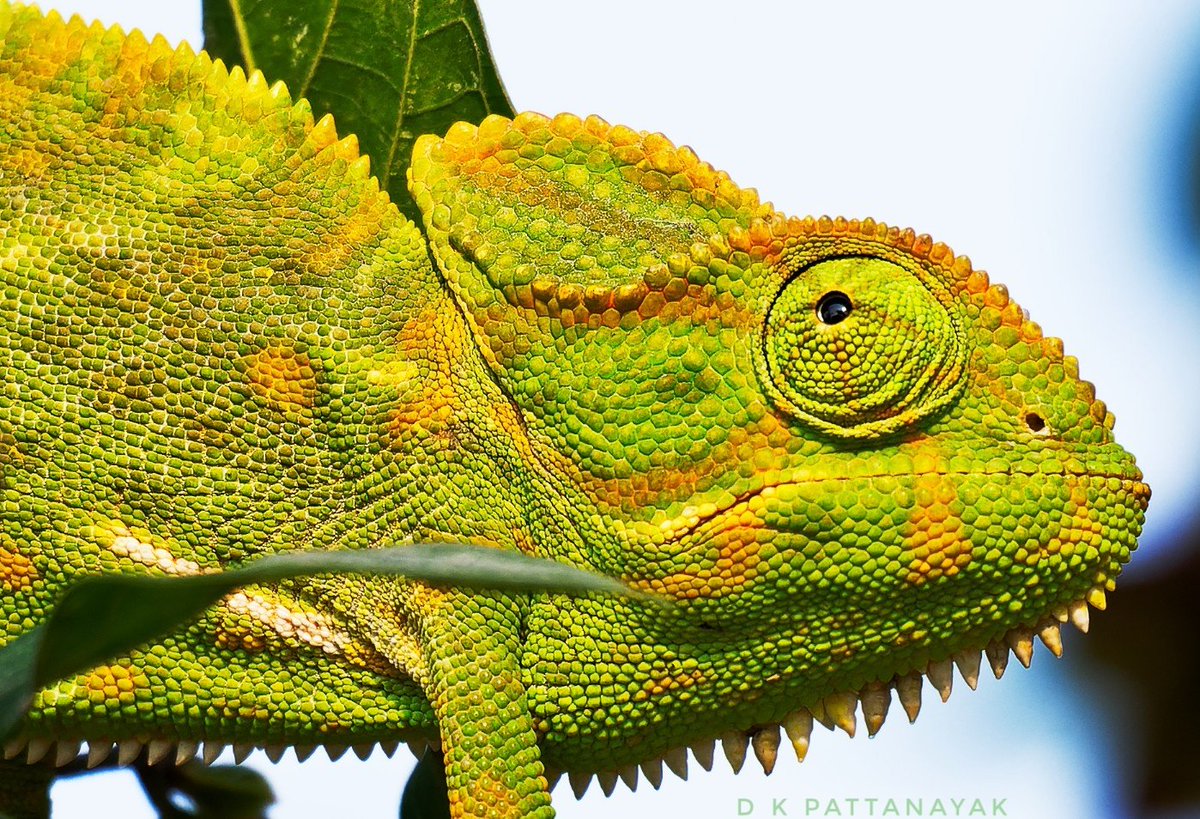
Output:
[412,111,1149,763]
[0,0,1148,794]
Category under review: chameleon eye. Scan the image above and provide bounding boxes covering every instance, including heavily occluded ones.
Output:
[816,291,852,324]
[760,256,968,439]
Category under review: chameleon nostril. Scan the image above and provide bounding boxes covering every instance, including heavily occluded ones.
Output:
[1025,412,1047,434]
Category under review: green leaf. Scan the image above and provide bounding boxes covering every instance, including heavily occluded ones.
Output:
[137,761,275,819]
[399,749,451,819]
[0,544,650,739]
[202,0,514,222]
[0,633,40,744]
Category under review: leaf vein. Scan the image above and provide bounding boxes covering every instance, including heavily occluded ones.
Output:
[382,0,423,191]
[226,0,257,73]
[299,0,340,98]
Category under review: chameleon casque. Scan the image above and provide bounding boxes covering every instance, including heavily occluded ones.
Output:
[0,3,1150,817]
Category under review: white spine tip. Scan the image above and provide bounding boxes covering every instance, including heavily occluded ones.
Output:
[2,739,25,760]
[25,738,52,765]
[146,739,173,766]
[824,692,858,737]
[618,763,640,792]
[54,741,81,768]
[1069,599,1091,633]
[174,741,199,766]
[86,742,113,769]
[985,641,1009,679]
[721,731,748,774]
[639,758,664,790]
[1038,622,1064,657]
[663,746,688,780]
[1008,628,1035,668]
[751,725,781,775]
[201,742,226,765]
[782,709,813,761]
[953,650,982,690]
[860,683,891,737]
[895,673,923,723]
[116,740,143,767]
[926,659,954,703]
[569,770,592,799]
[597,771,619,797]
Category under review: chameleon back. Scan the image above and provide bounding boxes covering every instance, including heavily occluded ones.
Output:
[0,4,460,756]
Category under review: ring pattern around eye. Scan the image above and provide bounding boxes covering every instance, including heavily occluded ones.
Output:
[758,246,968,440]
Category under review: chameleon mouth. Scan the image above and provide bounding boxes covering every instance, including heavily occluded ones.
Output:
[664,468,1147,545]
[546,583,1111,798]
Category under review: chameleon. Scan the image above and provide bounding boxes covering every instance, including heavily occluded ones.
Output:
[0,3,1150,817]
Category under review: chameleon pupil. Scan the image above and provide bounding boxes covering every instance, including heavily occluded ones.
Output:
[816,291,852,325]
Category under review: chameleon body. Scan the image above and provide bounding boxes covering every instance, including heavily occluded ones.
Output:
[0,4,1149,817]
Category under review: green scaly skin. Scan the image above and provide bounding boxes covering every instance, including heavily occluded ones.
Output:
[0,4,1149,817]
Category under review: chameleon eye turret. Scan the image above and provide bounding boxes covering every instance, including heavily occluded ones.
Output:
[760,255,968,439]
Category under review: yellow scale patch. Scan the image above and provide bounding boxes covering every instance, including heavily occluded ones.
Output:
[383,306,535,463]
[632,493,767,600]
[1033,479,1094,562]
[0,545,36,592]
[904,473,972,585]
[81,663,147,708]
[387,308,460,442]
[641,668,704,698]
[0,144,50,180]
[242,345,317,416]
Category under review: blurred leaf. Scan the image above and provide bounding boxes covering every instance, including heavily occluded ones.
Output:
[399,748,451,819]
[137,760,274,819]
[0,759,53,819]
[0,544,650,739]
[202,0,514,222]
[1078,544,1200,812]
[0,632,41,744]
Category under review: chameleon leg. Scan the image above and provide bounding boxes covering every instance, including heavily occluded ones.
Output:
[0,760,51,819]
[420,590,553,818]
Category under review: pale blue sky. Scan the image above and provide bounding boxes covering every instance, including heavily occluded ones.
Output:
[25,2,1200,817]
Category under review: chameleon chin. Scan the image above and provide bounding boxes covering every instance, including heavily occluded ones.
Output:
[0,2,1148,816]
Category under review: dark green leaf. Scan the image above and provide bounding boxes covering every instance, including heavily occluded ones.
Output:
[0,759,53,819]
[0,544,651,739]
[0,630,42,745]
[137,760,274,819]
[399,748,450,819]
[202,0,514,222]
